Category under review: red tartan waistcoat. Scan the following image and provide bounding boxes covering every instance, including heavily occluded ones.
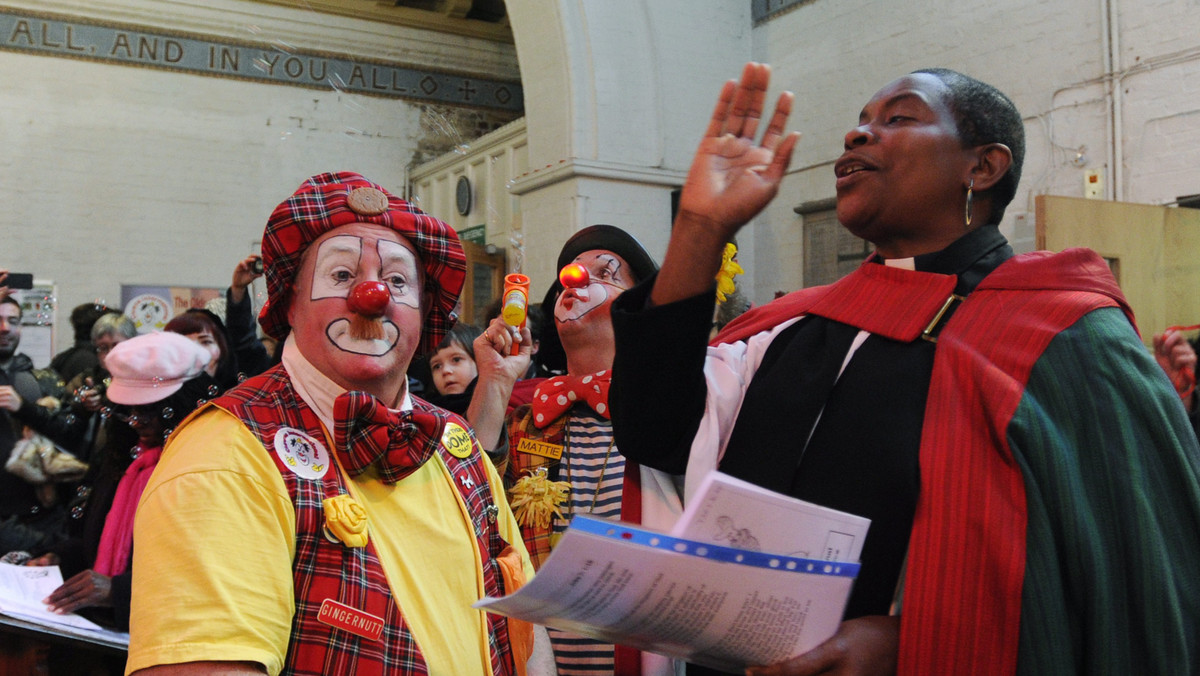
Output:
[504,403,569,570]
[505,402,646,676]
[212,365,518,676]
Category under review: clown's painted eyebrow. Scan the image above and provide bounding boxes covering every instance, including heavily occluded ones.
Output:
[313,236,363,274]
[309,235,363,300]
[377,238,422,307]
[322,238,362,256]
[596,254,622,279]
[575,252,621,274]
[378,239,418,269]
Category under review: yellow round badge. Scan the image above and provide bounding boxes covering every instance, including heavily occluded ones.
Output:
[442,422,474,459]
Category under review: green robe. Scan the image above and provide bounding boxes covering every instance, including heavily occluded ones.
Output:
[1014,307,1200,674]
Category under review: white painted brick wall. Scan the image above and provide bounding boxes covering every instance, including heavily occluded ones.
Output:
[10,0,1200,352]
[746,0,1200,304]
[0,0,517,356]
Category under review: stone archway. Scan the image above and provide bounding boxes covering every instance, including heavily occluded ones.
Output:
[503,0,754,284]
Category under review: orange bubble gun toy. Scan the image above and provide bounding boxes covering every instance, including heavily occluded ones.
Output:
[502,273,530,355]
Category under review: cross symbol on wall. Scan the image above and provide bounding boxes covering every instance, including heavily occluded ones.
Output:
[458,80,476,101]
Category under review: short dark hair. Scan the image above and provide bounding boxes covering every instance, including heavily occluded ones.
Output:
[70,303,114,342]
[524,303,545,344]
[913,68,1025,224]
[0,296,21,321]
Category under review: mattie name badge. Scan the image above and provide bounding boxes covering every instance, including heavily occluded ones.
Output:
[516,438,563,460]
[317,598,385,641]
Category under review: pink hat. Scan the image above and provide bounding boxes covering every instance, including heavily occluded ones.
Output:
[105,331,212,406]
[258,171,466,353]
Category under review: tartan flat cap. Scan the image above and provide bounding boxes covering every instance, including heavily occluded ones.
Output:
[258,171,466,354]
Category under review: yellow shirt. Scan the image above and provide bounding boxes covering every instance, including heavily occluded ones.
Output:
[127,399,531,675]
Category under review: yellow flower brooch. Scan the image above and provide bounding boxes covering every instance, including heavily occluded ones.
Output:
[715,242,744,304]
[323,494,369,548]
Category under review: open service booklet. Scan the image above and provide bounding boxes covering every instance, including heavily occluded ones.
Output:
[476,471,870,672]
[0,561,130,648]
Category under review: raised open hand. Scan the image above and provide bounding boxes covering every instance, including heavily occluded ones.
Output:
[652,62,800,306]
[677,62,801,241]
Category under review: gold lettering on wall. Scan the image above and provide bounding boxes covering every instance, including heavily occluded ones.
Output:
[0,9,522,110]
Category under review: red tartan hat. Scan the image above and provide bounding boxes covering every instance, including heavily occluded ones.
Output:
[258,171,465,354]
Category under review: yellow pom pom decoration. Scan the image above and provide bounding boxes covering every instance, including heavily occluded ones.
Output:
[508,467,571,530]
[715,242,745,303]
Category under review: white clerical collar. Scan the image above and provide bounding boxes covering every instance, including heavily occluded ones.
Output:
[280,334,411,433]
[882,256,916,270]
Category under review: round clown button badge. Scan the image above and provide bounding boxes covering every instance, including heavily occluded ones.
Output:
[274,428,331,479]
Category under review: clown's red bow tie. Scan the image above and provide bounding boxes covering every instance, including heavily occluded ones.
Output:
[530,370,612,428]
[333,391,444,483]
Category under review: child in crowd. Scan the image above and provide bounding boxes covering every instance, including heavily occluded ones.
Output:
[425,323,483,415]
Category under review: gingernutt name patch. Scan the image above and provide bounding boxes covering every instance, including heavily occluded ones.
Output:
[0,8,522,111]
[317,598,386,641]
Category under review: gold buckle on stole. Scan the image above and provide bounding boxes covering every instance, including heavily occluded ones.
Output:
[920,294,965,343]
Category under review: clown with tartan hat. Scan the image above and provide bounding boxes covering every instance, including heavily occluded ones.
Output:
[127,172,534,676]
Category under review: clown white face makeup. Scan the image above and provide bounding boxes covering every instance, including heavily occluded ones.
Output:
[554,250,633,362]
[310,235,422,310]
[288,222,425,403]
[554,250,633,325]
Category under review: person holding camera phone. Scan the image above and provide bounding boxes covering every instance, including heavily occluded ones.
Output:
[0,270,34,296]
[0,292,70,554]
[4,312,137,465]
[223,253,275,378]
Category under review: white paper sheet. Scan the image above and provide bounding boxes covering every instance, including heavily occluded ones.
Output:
[478,472,872,671]
[671,471,870,562]
[0,562,110,632]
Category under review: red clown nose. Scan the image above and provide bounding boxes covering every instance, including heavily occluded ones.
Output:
[559,263,590,289]
[347,281,390,316]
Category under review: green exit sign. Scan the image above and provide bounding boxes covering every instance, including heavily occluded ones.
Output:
[458,224,486,245]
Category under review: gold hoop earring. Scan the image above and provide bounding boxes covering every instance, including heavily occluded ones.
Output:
[964,178,974,228]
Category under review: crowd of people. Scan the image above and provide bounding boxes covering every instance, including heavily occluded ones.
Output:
[0,59,1198,676]
[0,262,278,673]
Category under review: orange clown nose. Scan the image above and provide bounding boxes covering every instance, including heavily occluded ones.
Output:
[559,263,590,289]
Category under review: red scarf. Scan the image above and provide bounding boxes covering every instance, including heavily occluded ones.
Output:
[94,444,162,577]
